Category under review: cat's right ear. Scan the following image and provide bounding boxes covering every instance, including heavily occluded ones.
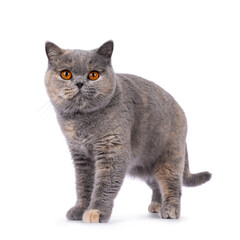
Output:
[45,41,64,64]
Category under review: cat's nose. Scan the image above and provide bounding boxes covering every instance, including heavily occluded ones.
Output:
[76,82,84,90]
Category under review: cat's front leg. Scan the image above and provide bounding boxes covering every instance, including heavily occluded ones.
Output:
[83,138,128,223]
[66,152,94,220]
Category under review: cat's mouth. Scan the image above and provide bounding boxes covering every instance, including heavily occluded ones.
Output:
[60,86,97,102]
[80,87,97,99]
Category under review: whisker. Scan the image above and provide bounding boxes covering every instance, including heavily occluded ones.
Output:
[35,101,52,113]
[33,101,54,118]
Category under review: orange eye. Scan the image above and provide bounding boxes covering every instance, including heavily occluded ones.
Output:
[88,71,99,81]
[60,70,72,80]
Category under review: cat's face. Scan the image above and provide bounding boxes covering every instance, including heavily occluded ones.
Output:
[45,41,116,115]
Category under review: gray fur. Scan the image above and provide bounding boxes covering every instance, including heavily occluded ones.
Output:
[44,41,211,223]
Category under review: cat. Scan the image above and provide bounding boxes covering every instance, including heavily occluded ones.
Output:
[44,40,211,223]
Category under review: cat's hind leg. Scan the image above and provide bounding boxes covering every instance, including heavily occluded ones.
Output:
[146,178,162,213]
[154,151,184,219]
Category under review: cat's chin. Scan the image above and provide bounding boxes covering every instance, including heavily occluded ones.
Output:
[55,96,110,116]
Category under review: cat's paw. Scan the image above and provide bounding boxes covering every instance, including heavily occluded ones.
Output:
[160,204,180,219]
[66,206,85,220]
[148,202,161,213]
[83,209,100,223]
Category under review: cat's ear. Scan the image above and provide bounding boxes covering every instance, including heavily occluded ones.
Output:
[45,41,64,64]
[97,40,114,59]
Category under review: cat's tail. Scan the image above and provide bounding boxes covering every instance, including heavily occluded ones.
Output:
[183,146,212,187]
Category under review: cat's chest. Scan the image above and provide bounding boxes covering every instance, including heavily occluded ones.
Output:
[59,118,94,155]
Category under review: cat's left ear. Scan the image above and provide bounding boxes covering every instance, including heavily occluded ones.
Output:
[97,40,114,59]
[45,41,64,64]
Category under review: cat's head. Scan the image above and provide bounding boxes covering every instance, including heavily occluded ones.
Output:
[45,41,116,115]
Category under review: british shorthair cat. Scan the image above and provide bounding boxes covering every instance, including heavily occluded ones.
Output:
[44,40,211,223]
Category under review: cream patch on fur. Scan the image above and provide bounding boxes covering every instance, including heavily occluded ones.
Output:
[61,119,75,139]
[83,209,100,223]
[148,202,161,213]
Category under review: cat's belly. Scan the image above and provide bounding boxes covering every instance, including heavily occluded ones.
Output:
[127,164,151,178]
[127,156,152,178]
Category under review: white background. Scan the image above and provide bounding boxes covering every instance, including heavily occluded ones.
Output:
[0,0,239,239]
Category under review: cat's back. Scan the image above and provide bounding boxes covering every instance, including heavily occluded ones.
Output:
[116,73,179,112]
